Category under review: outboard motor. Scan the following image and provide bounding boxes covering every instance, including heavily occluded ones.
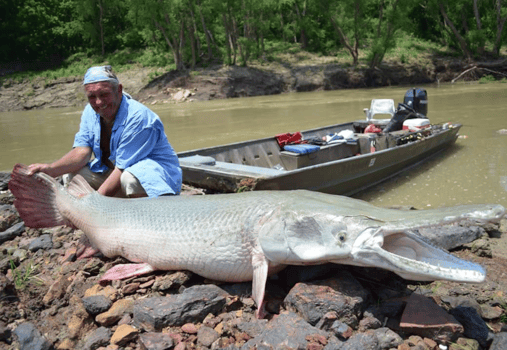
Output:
[403,88,428,117]
[383,88,429,133]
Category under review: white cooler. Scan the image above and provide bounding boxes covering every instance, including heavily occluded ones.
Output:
[403,118,430,132]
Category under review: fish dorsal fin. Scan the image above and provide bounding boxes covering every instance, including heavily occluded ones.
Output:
[67,175,95,198]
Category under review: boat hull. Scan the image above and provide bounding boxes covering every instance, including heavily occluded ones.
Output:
[178,122,461,195]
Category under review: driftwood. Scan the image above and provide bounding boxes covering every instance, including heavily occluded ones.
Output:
[452,60,507,83]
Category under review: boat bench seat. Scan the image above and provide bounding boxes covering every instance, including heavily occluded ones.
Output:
[280,142,360,170]
[179,155,285,177]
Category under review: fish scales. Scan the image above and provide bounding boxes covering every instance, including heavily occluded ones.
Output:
[64,189,284,282]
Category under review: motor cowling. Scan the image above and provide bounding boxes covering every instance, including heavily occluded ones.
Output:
[403,88,428,117]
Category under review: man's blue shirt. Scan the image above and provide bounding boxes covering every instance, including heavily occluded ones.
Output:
[73,95,182,197]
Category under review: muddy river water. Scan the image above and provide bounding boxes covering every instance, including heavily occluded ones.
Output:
[1,83,506,209]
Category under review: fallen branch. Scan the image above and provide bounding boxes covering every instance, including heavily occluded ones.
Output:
[480,67,507,78]
[451,66,477,83]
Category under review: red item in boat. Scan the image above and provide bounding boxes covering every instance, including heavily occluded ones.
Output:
[364,124,382,133]
[275,132,303,148]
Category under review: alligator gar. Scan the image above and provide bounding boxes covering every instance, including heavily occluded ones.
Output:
[9,164,505,316]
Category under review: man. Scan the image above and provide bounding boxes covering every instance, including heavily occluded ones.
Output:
[28,65,182,198]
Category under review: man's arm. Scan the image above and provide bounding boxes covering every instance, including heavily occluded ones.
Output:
[97,167,123,197]
[28,147,92,177]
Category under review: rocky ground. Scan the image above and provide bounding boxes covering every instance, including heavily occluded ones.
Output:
[2,57,506,113]
[1,172,507,350]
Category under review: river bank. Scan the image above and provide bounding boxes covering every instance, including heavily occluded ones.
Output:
[1,56,506,113]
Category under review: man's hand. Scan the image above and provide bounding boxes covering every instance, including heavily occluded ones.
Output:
[27,147,92,179]
[27,163,54,176]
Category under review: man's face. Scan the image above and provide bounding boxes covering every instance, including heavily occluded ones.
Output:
[85,81,123,122]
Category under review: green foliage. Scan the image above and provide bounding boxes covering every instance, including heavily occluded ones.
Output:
[478,75,497,83]
[2,0,506,72]
[9,259,41,291]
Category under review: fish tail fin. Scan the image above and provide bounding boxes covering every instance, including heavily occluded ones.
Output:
[9,164,69,228]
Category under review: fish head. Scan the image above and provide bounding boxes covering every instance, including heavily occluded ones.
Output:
[258,204,487,283]
[258,212,355,265]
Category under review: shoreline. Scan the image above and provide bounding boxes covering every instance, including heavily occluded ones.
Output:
[1,58,506,113]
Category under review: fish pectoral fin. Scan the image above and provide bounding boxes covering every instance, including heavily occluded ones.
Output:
[99,263,156,283]
[252,252,269,319]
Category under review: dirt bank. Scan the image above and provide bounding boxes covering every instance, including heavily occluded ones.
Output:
[1,58,506,113]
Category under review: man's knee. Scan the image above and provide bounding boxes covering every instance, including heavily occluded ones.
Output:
[63,166,110,190]
[120,171,147,198]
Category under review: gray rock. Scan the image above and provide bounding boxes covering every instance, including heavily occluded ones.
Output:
[0,205,21,232]
[490,332,507,350]
[0,273,16,300]
[324,335,345,350]
[315,312,353,339]
[82,295,112,316]
[374,300,406,319]
[418,225,484,250]
[236,319,268,338]
[341,331,380,350]
[82,327,111,350]
[151,271,192,291]
[28,234,53,252]
[373,327,403,349]
[0,172,10,191]
[359,312,382,332]
[197,326,219,347]
[138,332,174,350]
[465,238,493,258]
[13,322,52,350]
[284,272,370,328]
[449,306,489,348]
[0,221,25,244]
[241,312,328,350]
[440,296,483,316]
[133,284,227,331]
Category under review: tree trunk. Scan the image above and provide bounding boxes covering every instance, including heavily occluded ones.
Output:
[154,19,183,70]
[187,15,196,68]
[98,0,105,56]
[493,0,507,56]
[370,0,399,69]
[222,13,236,65]
[294,1,308,49]
[280,12,285,41]
[473,0,484,55]
[196,0,213,60]
[189,8,200,64]
[439,2,472,61]
[330,16,358,65]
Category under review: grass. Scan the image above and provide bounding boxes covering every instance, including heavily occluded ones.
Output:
[9,259,42,291]
[1,48,176,87]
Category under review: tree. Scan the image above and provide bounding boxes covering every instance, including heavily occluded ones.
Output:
[324,0,368,65]
[367,0,403,68]
[438,0,473,60]
[492,0,507,55]
[128,0,189,70]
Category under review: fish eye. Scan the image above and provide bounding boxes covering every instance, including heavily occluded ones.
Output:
[336,231,347,244]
